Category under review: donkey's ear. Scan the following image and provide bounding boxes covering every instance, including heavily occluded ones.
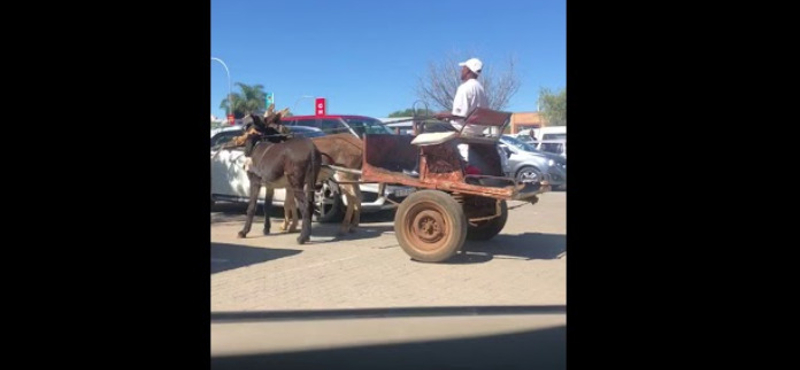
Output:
[277,107,290,119]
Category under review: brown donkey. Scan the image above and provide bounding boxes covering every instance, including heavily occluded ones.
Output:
[228,114,321,245]
[282,133,364,235]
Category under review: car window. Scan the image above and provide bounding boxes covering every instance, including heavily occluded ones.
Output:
[293,119,320,129]
[343,117,395,137]
[542,133,566,140]
[541,133,566,153]
[502,135,539,152]
[296,130,326,138]
[320,119,350,135]
[289,126,326,138]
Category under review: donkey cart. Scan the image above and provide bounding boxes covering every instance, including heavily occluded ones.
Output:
[326,108,550,263]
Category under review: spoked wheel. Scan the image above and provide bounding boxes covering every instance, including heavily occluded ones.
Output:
[314,180,344,223]
[394,190,467,263]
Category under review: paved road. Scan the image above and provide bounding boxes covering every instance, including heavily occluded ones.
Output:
[211,191,566,312]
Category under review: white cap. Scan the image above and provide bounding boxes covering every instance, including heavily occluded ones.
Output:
[458,58,483,74]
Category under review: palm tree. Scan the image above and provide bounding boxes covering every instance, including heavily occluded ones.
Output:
[219,83,267,119]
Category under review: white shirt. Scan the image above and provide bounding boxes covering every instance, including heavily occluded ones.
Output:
[450,78,488,136]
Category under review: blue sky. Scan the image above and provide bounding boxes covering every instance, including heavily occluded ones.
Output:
[211,0,565,119]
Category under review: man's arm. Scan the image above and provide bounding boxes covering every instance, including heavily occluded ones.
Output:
[434,112,463,120]
[435,84,468,120]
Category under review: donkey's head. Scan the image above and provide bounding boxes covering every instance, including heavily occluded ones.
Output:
[243,113,285,143]
[263,104,291,136]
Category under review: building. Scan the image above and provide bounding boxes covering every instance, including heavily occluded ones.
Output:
[510,112,545,134]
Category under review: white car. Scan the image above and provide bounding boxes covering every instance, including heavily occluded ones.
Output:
[211,124,413,222]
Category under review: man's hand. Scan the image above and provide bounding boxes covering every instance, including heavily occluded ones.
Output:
[434,112,451,120]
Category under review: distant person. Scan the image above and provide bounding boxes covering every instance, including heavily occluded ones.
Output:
[528,130,539,146]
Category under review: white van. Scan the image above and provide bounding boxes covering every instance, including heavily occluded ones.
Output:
[515,126,566,157]
[537,126,566,157]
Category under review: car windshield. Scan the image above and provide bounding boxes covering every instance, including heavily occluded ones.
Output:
[343,117,394,137]
[502,135,538,152]
[289,126,326,138]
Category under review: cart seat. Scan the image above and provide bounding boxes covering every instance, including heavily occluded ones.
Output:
[410,131,458,146]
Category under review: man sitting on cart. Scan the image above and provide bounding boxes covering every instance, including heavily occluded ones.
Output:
[433,57,507,174]
[433,57,488,138]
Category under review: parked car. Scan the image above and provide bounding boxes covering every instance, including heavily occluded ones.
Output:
[211,119,414,222]
[499,135,567,190]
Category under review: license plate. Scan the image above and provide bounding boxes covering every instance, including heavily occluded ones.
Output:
[392,187,415,198]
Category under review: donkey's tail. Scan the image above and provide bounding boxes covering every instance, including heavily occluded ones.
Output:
[306,141,320,204]
[320,152,348,168]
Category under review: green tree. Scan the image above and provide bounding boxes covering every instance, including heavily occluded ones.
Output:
[387,108,433,117]
[219,83,267,119]
[538,87,566,126]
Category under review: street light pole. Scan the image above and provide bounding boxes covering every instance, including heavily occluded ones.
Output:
[293,95,315,114]
[211,57,233,124]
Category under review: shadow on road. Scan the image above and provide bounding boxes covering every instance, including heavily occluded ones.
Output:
[438,232,566,265]
[294,224,397,244]
[211,243,301,274]
[212,324,565,370]
[211,203,396,225]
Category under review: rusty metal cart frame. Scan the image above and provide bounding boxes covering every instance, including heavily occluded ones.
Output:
[325,107,550,263]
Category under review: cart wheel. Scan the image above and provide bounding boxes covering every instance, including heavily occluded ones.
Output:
[394,190,466,263]
[466,200,508,241]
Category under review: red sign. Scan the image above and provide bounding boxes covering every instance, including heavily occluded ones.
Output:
[227,114,235,125]
[315,98,326,116]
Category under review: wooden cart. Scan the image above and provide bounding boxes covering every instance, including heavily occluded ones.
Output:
[326,107,550,262]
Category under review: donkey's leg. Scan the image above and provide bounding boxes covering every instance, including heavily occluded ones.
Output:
[238,173,262,238]
[280,187,298,233]
[296,150,319,245]
[350,183,362,232]
[288,191,299,233]
[339,183,355,236]
[340,173,362,233]
[293,182,311,244]
[262,186,274,235]
[279,187,291,231]
[304,181,316,243]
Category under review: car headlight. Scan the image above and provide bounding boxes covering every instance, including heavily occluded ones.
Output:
[548,159,555,166]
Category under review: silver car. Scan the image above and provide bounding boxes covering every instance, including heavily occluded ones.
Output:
[499,135,567,190]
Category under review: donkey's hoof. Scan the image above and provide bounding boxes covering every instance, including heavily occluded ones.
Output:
[263,228,271,235]
[297,235,309,244]
[349,227,358,233]
[237,231,247,239]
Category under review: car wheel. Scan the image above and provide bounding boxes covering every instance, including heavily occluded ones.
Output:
[515,166,543,184]
[314,180,344,223]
